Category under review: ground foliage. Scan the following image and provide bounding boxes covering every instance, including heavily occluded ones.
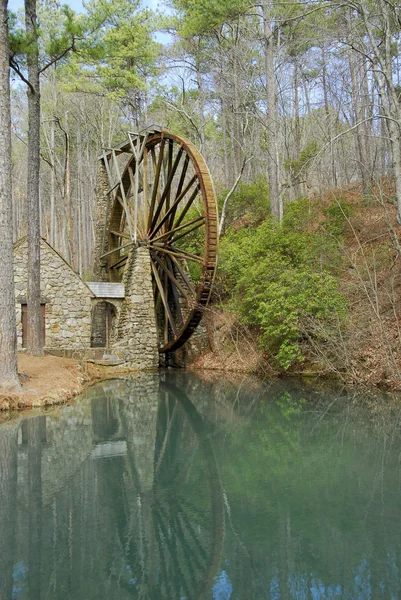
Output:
[218,194,348,369]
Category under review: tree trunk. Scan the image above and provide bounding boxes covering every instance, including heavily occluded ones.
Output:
[25,0,43,355]
[321,45,337,188]
[261,1,281,220]
[50,64,57,247]
[0,0,20,390]
[293,60,301,198]
[359,0,401,221]
[347,11,370,195]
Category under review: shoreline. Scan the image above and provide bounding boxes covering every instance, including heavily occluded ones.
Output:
[2,353,401,418]
[0,354,152,415]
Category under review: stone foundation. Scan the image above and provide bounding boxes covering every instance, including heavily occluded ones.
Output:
[113,246,159,369]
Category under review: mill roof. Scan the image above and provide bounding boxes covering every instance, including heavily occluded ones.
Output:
[86,282,125,299]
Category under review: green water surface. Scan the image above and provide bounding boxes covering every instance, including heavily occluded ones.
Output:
[1,372,401,599]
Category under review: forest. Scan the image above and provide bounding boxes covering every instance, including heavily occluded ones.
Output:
[1,0,401,391]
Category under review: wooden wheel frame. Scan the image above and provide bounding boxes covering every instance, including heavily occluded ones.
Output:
[99,128,218,353]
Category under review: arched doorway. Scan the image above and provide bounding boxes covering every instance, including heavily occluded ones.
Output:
[91,301,117,349]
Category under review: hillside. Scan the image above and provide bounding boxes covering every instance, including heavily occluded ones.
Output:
[193,183,401,389]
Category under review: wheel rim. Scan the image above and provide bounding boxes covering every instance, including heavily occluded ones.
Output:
[104,130,218,353]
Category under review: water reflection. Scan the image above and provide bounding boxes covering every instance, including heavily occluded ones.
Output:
[1,373,401,599]
[0,374,224,600]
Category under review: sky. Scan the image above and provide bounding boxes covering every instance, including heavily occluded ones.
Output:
[8,0,161,13]
[8,0,171,45]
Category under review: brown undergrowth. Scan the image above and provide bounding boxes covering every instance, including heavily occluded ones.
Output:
[194,182,401,390]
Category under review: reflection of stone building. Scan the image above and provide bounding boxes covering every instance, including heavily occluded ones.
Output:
[0,375,223,600]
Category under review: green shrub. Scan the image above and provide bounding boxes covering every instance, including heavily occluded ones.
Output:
[217,177,269,231]
[323,200,353,238]
[218,200,347,369]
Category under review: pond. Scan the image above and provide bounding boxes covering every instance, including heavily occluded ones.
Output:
[1,371,401,599]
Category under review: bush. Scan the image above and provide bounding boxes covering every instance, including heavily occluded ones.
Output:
[217,177,269,232]
[322,200,353,238]
[218,200,347,369]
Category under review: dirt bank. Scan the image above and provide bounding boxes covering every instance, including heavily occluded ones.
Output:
[0,354,128,412]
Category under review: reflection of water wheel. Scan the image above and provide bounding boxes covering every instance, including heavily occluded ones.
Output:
[151,380,225,600]
[116,379,224,599]
[100,128,219,353]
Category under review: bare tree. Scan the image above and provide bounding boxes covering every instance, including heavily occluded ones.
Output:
[25,0,43,355]
[0,0,20,390]
[262,1,281,220]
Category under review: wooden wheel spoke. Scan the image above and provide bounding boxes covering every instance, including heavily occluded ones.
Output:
[171,218,205,244]
[112,149,133,238]
[142,147,148,233]
[167,253,196,296]
[170,247,204,264]
[100,240,135,260]
[149,244,204,265]
[109,229,131,240]
[147,138,166,231]
[167,256,184,323]
[167,153,189,227]
[110,255,128,270]
[152,253,194,302]
[149,146,184,234]
[163,270,169,344]
[149,175,198,239]
[174,185,200,229]
[166,140,173,212]
[150,259,177,337]
[150,215,205,244]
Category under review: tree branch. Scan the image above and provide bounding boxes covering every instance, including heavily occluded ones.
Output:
[219,155,254,236]
[9,58,35,93]
[39,40,75,74]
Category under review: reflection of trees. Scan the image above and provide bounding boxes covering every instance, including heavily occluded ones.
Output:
[27,417,45,600]
[213,383,401,599]
[0,422,18,600]
[3,374,401,599]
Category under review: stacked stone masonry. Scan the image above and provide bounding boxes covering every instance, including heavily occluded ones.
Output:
[14,238,93,350]
[114,246,159,369]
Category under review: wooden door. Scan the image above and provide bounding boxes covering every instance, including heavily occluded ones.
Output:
[21,304,46,348]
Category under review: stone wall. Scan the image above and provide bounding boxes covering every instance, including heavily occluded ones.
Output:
[93,162,110,282]
[114,246,159,369]
[14,238,93,349]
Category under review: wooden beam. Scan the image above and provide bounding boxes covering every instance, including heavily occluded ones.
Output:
[149,146,184,233]
[150,259,177,336]
[149,244,203,265]
[147,138,165,232]
[100,240,135,260]
[171,218,205,244]
[152,253,193,300]
[109,229,131,239]
[150,177,198,239]
[151,215,205,244]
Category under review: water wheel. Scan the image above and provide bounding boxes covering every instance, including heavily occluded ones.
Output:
[100,128,218,353]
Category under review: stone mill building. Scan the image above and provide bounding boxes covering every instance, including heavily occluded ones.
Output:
[12,128,218,370]
[13,237,127,360]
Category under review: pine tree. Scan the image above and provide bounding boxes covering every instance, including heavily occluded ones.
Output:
[0,0,20,390]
